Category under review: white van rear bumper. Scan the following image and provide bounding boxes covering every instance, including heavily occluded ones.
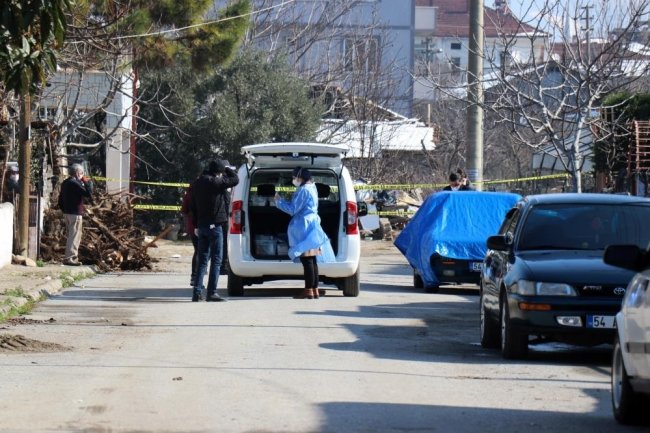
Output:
[228,235,360,278]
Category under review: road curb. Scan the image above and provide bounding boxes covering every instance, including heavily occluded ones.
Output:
[0,266,96,318]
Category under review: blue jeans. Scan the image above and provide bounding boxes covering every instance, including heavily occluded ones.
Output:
[194,225,223,296]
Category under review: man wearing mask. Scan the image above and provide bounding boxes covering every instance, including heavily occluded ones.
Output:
[442,172,470,191]
[190,160,239,302]
[58,163,93,266]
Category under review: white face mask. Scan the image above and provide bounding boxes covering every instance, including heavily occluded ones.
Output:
[292,178,301,187]
[9,174,18,183]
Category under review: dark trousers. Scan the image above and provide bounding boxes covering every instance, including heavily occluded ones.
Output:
[221,222,229,274]
[194,225,223,296]
[300,256,319,289]
[190,233,198,285]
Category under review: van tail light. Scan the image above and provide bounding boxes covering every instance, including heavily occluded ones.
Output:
[345,201,359,235]
[230,200,243,234]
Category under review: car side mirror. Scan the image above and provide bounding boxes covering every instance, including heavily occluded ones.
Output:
[357,202,368,217]
[603,244,648,272]
[487,234,510,251]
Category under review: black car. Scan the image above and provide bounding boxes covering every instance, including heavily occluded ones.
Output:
[480,193,650,359]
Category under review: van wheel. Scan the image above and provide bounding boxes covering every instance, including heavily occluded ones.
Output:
[339,268,360,297]
[413,271,424,289]
[227,271,244,297]
[612,336,645,424]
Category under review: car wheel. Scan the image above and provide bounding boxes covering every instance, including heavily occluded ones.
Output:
[413,271,424,289]
[480,290,499,349]
[425,284,440,293]
[500,297,528,359]
[340,267,360,297]
[612,336,644,424]
[227,270,245,297]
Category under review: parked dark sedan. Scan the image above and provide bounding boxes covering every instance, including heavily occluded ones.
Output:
[480,193,650,359]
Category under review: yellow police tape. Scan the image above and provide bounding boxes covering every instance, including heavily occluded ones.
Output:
[133,203,415,216]
[107,173,568,212]
[93,176,190,188]
[95,172,567,191]
[134,204,182,211]
[353,173,568,190]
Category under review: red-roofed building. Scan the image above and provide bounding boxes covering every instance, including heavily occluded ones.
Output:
[414,0,549,101]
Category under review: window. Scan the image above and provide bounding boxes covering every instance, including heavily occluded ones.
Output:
[451,42,462,50]
[344,37,380,72]
[450,57,461,69]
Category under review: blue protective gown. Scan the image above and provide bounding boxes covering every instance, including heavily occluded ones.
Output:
[275,183,335,263]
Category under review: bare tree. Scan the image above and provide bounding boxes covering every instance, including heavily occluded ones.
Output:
[13,0,250,188]
[424,0,650,192]
[242,0,430,184]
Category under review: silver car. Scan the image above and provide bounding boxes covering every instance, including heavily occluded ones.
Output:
[604,244,650,425]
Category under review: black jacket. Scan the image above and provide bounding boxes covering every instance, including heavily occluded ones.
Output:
[191,167,239,228]
[442,185,470,191]
[59,177,93,215]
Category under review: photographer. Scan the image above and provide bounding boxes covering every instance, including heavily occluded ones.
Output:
[58,164,93,266]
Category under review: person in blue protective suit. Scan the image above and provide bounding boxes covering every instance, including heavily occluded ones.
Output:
[275,167,333,299]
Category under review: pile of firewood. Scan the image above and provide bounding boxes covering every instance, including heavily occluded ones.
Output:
[41,189,153,271]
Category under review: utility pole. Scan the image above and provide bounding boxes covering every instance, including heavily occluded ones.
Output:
[466,0,484,190]
[16,94,32,256]
[581,5,592,63]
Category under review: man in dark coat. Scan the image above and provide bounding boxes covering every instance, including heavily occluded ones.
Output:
[58,163,93,265]
[190,160,239,302]
[442,172,470,191]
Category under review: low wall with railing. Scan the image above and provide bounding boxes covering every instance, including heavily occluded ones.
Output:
[0,203,14,268]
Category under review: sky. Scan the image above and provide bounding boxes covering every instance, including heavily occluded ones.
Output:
[504,0,646,40]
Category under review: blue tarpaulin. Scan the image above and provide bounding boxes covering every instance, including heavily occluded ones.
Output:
[394,191,521,287]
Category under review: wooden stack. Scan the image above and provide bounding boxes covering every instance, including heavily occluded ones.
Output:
[41,190,153,271]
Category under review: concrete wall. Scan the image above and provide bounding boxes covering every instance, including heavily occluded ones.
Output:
[0,203,14,268]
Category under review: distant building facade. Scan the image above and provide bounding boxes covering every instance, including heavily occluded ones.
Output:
[414,0,548,102]
[217,0,416,117]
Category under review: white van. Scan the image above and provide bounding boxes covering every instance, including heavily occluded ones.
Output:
[227,143,362,297]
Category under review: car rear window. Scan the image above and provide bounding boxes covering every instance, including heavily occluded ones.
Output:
[518,203,650,251]
[248,169,339,206]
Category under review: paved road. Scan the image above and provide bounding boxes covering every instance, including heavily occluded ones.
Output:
[0,241,644,433]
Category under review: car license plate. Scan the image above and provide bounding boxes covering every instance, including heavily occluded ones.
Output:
[470,262,482,272]
[587,315,616,329]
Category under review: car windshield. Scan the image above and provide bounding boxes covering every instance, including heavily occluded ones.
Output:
[518,202,650,251]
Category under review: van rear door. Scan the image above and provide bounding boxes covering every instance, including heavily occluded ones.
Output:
[242,143,348,170]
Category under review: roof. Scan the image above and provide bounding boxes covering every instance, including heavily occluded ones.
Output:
[523,193,650,206]
[417,0,537,38]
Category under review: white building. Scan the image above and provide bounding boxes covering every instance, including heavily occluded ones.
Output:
[38,69,135,194]
[414,0,549,102]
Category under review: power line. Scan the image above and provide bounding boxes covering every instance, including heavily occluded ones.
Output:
[100,0,297,41]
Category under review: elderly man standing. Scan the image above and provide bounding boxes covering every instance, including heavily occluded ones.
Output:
[58,163,93,266]
[191,159,239,302]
